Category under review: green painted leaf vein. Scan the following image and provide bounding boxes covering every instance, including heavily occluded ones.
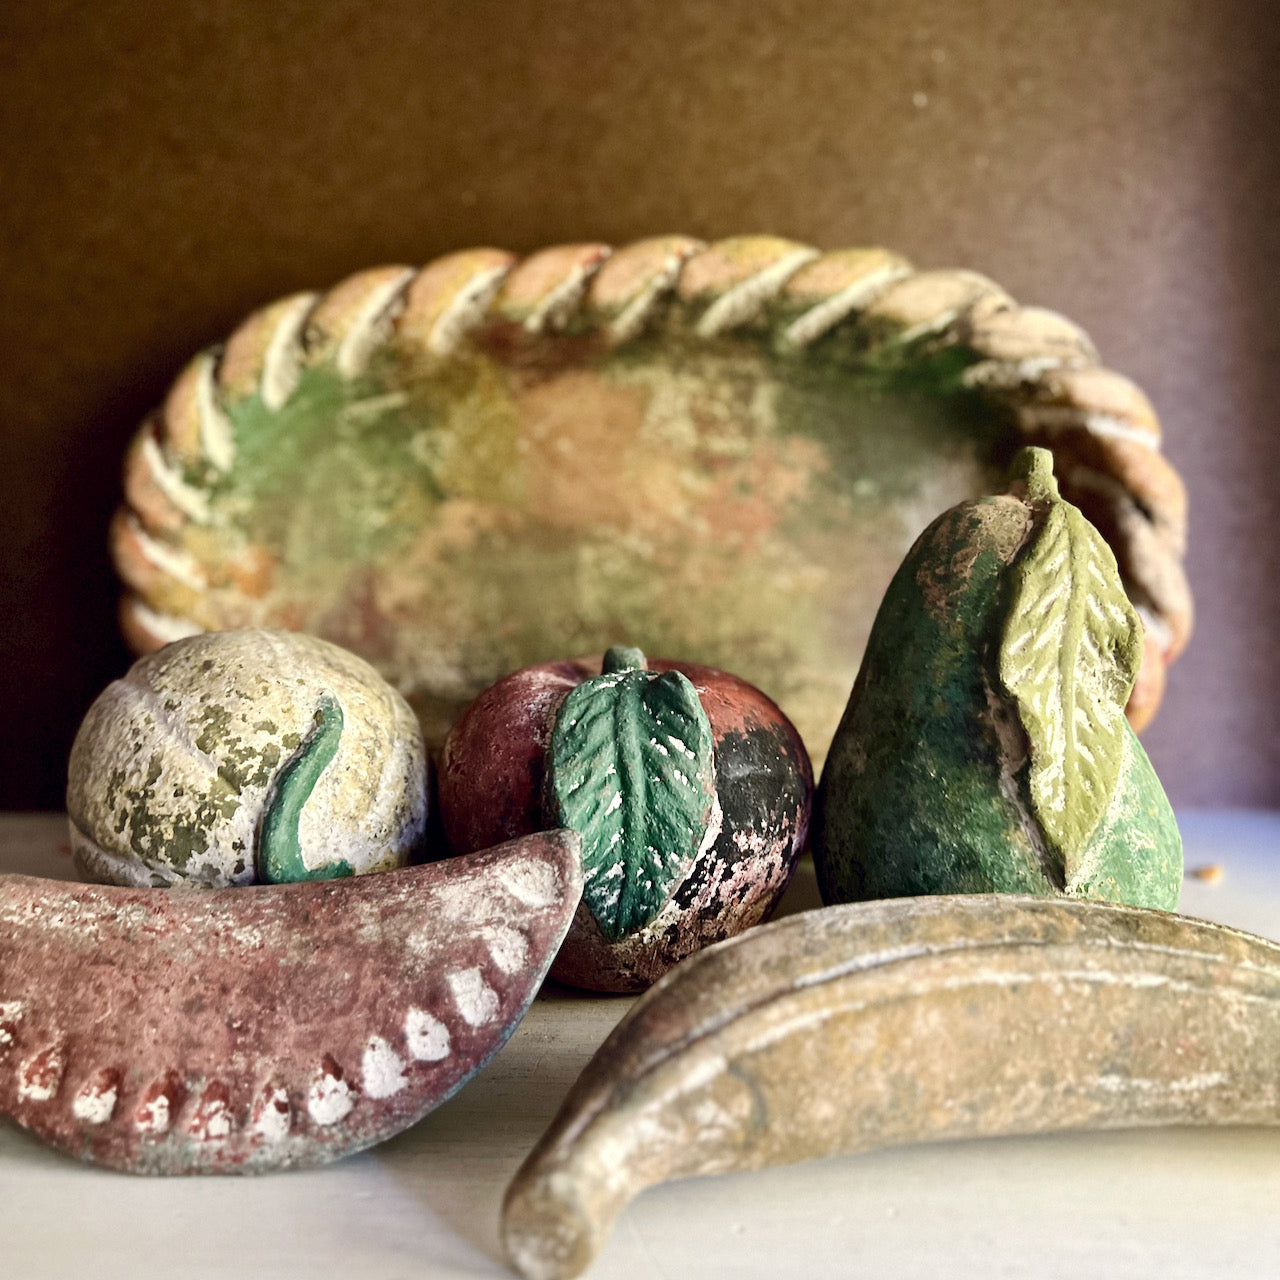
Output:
[548,667,717,940]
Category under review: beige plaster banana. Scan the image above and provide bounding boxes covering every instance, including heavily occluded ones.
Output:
[502,894,1280,1279]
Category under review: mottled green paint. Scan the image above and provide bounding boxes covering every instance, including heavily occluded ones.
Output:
[814,495,1049,901]
[205,331,1002,762]
[257,696,353,884]
[549,650,716,940]
[814,454,1181,910]
[101,734,241,877]
[1066,725,1181,911]
[191,702,289,796]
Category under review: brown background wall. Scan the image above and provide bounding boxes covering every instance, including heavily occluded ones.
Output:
[2,0,1277,810]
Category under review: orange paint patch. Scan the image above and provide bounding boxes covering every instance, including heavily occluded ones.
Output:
[518,371,648,530]
[226,545,278,599]
[695,438,825,550]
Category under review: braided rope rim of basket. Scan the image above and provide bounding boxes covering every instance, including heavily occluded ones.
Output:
[113,234,1192,730]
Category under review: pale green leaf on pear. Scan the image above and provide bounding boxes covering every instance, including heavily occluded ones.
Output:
[998,453,1144,878]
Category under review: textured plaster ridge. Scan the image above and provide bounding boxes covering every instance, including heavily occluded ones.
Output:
[524,254,610,335]
[126,599,205,645]
[139,433,212,523]
[336,267,416,378]
[607,249,692,344]
[427,263,511,356]
[1020,405,1162,451]
[783,262,913,347]
[961,356,1069,388]
[195,352,236,472]
[895,304,968,345]
[695,247,820,338]
[261,293,318,409]
[126,518,207,590]
[1136,607,1172,651]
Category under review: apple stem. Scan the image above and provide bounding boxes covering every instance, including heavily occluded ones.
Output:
[602,646,647,674]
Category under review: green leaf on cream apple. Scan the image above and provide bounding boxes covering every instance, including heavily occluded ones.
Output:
[548,648,717,940]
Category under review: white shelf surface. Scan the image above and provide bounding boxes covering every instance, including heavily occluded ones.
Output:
[3,811,1280,1279]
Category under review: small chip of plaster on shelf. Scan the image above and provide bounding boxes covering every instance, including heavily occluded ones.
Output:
[1187,864,1224,884]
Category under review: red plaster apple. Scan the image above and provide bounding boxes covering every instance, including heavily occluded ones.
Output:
[437,647,813,992]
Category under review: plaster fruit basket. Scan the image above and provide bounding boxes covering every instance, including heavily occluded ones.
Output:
[111,236,1191,766]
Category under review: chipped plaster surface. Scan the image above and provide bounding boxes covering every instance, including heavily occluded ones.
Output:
[66,629,428,887]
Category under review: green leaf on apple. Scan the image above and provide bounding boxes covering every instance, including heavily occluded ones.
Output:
[548,647,718,940]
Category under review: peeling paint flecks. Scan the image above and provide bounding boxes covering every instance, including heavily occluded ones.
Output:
[405,1008,451,1062]
[307,1060,356,1127]
[361,1036,409,1099]
[448,969,500,1027]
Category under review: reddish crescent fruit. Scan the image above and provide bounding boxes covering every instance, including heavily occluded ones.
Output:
[0,831,581,1174]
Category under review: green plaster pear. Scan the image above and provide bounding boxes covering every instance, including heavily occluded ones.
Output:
[812,447,1182,910]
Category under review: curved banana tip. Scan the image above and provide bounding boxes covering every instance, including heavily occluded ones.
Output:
[502,1173,601,1280]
